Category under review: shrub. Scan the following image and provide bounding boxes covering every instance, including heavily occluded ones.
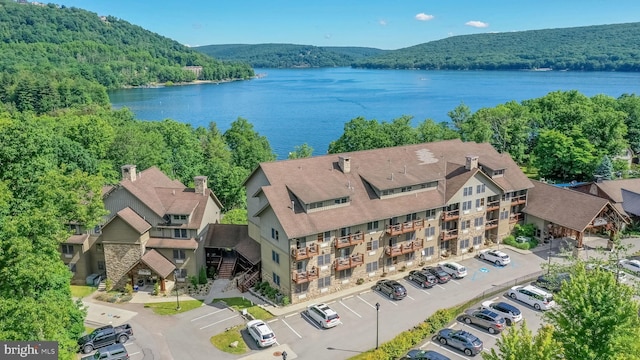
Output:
[199,266,207,285]
[282,296,290,306]
[208,267,216,279]
[356,278,365,285]
[124,283,133,295]
[190,275,199,287]
[153,282,160,295]
[105,278,113,292]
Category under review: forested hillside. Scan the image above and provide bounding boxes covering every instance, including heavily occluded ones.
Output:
[354,22,640,71]
[0,1,254,113]
[194,43,386,68]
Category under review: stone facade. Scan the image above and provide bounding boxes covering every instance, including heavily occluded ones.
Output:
[104,243,143,290]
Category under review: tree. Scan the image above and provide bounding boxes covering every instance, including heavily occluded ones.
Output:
[544,263,640,360]
[223,117,276,171]
[328,116,394,154]
[483,322,561,360]
[448,102,472,131]
[288,143,314,159]
[221,209,248,224]
[594,155,614,180]
[532,129,597,181]
[416,119,459,143]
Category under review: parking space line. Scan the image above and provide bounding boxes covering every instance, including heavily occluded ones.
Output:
[281,319,303,338]
[285,312,298,318]
[357,295,378,310]
[342,295,354,300]
[419,341,431,349]
[406,295,416,300]
[450,279,461,285]
[300,312,321,329]
[199,314,240,330]
[128,351,141,357]
[435,344,468,359]
[339,300,362,318]
[359,290,371,295]
[422,289,431,295]
[191,308,227,322]
[460,324,499,339]
[436,284,446,290]
[267,318,280,323]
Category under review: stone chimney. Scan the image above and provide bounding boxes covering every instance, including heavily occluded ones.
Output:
[121,165,137,182]
[338,156,351,174]
[465,155,479,171]
[194,176,208,195]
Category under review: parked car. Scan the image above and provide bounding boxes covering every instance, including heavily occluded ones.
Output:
[439,262,468,279]
[375,279,407,299]
[460,308,506,334]
[507,285,556,311]
[423,266,451,283]
[535,272,571,292]
[408,270,438,288]
[80,344,129,360]
[246,320,277,348]
[435,329,483,356]
[306,303,341,328]
[618,259,640,276]
[405,349,451,359]
[478,249,511,266]
[78,324,133,354]
[480,301,522,326]
[602,265,630,284]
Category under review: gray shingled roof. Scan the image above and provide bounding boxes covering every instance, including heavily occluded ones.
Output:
[146,237,199,250]
[115,207,152,234]
[204,224,261,265]
[140,249,176,278]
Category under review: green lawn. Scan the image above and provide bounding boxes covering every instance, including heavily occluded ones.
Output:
[211,297,274,320]
[144,300,203,315]
[210,325,248,355]
[70,285,97,298]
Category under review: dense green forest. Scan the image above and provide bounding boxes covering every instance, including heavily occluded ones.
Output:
[194,43,387,68]
[354,22,640,71]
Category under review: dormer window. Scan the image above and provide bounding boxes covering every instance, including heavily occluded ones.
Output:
[173,215,187,221]
[174,229,188,238]
[493,169,505,177]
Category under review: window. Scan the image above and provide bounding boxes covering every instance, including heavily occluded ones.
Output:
[61,244,73,254]
[476,184,486,193]
[424,246,435,256]
[461,220,470,230]
[318,276,331,288]
[337,268,352,279]
[405,232,416,241]
[404,252,415,261]
[366,261,378,273]
[500,210,509,220]
[173,249,186,260]
[473,236,483,246]
[175,269,187,279]
[475,198,485,208]
[174,229,187,238]
[271,228,279,240]
[426,209,437,220]
[68,263,77,273]
[425,226,435,237]
[401,186,412,192]
[367,221,379,231]
[406,213,417,221]
[462,200,472,211]
[459,238,470,249]
[295,283,309,293]
[272,273,280,286]
[340,227,350,237]
[366,240,379,251]
[474,217,484,227]
[463,186,473,196]
[93,225,102,234]
[96,244,103,252]
[173,215,187,220]
[97,261,105,271]
[493,169,505,177]
[317,254,331,266]
[271,250,280,264]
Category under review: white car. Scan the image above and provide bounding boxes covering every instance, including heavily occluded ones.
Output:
[507,285,556,311]
[246,320,277,347]
[619,259,640,276]
[306,303,341,328]
[439,262,468,279]
[481,300,523,326]
[478,249,511,266]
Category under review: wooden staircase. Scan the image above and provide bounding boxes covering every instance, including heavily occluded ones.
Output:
[217,258,236,280]
[239,271,260,293]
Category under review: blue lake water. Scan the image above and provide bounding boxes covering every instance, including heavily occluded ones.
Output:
[108,68,640,158]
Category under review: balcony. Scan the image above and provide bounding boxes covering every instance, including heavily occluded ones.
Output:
[442,210,460,222]
[291,243,319,261]
[335,232,365,249]
[486,201,500,211]
[509,213,524,224]
[511,195,526,205]
[440,229,459,241]
[292,267,319,284]
[384,239,424,257]
[334,253,364,271]
[386,219,425,236]
[485,219,498,229]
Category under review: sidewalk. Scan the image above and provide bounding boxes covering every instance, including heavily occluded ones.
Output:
[82,299,138,327]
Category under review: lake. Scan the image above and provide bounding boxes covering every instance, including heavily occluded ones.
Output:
[108,68,640,158]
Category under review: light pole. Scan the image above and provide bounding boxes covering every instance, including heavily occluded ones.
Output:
[547,236,553,274]
[375,302,380,349]
[174,270,181,311]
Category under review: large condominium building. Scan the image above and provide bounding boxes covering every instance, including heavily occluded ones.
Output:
[245,140,534,304]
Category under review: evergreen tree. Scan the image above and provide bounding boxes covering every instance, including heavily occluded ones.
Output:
[594,155,614,180]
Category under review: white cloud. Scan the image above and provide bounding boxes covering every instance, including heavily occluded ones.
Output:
[415,13,434,21]
[465,20,489,28]
[379,19,387,26]
[324,33,332,39]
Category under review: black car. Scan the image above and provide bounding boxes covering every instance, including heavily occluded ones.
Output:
[408,270,438,288]
[406,349,451,359]
[375,279,407,300]
[535,272,570,292]
[423,266,451,283]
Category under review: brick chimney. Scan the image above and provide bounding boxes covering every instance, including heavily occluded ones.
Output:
[194,176,208,195]
[121,165,137,182]
[338,156,351,174]
[465,156,478,171]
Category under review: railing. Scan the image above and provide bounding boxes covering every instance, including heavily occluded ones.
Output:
[384,239,424,256]
[485,219,499,229]
[386,219,425,236]
[509,213,524,223]
[486,201,500,211]
[292,267,319,284]
[511,195,526,205]
[238,271,260,293]
[440,229,459,241]
[291,243,319,261]
[442,210,460,222]
[335,232,365,249]
[334,253,365,271]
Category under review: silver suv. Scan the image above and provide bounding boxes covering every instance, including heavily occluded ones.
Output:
[460,308,506,334]
[306,303,341,328]
[246,320,277,347]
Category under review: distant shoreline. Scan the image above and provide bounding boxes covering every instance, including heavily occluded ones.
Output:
[125,76,258,89]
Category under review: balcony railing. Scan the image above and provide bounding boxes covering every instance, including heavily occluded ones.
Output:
[334,253,364,271]
[386,219,425,236]
[442,210,460,222]
[509,213,524,223]
[486,201,500,211]
[292,267,319,284]
[485,219,498,229]
[335,232,365,249]
[511,195,526,205]
[291,243,319,261]
[440,229,459,241]
[384,239,424,257]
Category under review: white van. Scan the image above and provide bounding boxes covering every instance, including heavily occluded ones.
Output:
[439,262,467,279]
[507,285,556,311]
[306,303,341,328]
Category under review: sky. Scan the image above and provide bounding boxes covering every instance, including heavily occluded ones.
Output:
[54,1,640,50]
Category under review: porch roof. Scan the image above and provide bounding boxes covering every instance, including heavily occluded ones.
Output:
[141,249,176,278]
